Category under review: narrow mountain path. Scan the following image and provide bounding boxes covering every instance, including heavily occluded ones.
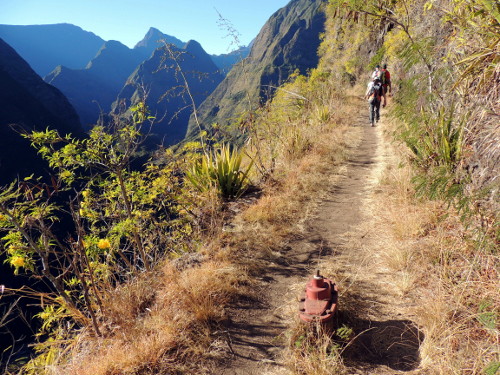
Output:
[217,98,423,375]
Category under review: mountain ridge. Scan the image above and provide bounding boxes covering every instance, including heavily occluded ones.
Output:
[0,23,105,77]
[114,40,224,146]
[45,38,149,127]
[186,0,327,138]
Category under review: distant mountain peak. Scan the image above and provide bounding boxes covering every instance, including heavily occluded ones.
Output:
[138,27,163,44]
[146,26,162,35]
[84,40,134,72]
[102,39,128,49]
[134,27,184,50]
[184,40,205,55]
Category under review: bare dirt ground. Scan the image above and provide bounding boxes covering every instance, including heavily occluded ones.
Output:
[216,99,424,375]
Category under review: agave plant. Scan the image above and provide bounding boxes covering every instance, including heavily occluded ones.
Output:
[187,144,253,199]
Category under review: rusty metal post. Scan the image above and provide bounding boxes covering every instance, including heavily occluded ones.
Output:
[299,270,338,327]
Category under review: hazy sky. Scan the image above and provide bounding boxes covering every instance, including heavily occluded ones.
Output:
[1,0,290,55]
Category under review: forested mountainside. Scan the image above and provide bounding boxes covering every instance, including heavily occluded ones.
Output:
[186,0,327,139]
[0,0,498,374]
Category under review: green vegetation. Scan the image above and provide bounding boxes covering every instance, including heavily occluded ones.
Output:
[1,47,353,374]
[326,0,499,232]
[187,143,253,199]
[0,103,192,340]
[318,0,499,373]
[1,0,498,373]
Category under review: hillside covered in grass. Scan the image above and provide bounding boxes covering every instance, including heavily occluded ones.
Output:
[0,0,498,374]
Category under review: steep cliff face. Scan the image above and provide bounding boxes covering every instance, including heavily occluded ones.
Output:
[114,40,223,146]
[0,38,82,184]
[186,0,327,138]
[0,23,104,77]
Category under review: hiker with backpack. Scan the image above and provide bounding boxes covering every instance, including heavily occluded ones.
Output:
[365,77,386,127]
[381,64,391,95]
[371,65,381,80]
[372,64,391,95]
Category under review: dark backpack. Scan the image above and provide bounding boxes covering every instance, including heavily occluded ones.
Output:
[376,69,386,85]
[369,83,382,103]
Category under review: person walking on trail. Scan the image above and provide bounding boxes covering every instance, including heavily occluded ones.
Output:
[381,64,392,95]
[371,65,381,80]
[372,64,391,95]
[365,77,386,127]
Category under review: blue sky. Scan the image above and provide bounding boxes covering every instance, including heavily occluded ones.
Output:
[1,0,290,55]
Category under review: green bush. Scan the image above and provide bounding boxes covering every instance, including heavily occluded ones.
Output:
[187,144,253,199]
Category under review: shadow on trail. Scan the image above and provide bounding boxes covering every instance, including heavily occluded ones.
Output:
[226,320,286,361]
[336,280,424,372]
[343,317,423,371]
[265,233,340,280]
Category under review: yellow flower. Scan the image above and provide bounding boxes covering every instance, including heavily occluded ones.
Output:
[11,256,25,268]
[97,239,111,250]
[0,214,5,221]
[82,190,90,198]
[60,170,72,179]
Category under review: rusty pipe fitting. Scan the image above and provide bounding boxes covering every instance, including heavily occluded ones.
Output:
[299,270,338,325]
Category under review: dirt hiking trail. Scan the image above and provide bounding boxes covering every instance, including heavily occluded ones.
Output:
[218,98,424,375]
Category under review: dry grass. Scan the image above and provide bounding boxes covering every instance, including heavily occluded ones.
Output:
[286,321,347,375]
[59,260,246,375]
[374,119,500,374]
[280,109,498,375]
[29,74,357,375]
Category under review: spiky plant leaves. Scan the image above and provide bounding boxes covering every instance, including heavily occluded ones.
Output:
[186,144,253,199]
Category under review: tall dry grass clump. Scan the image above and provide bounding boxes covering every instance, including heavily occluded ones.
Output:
[49,260,246,375]
[287,321,347,375]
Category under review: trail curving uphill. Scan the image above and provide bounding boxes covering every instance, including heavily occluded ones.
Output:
[218,98,423,375]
